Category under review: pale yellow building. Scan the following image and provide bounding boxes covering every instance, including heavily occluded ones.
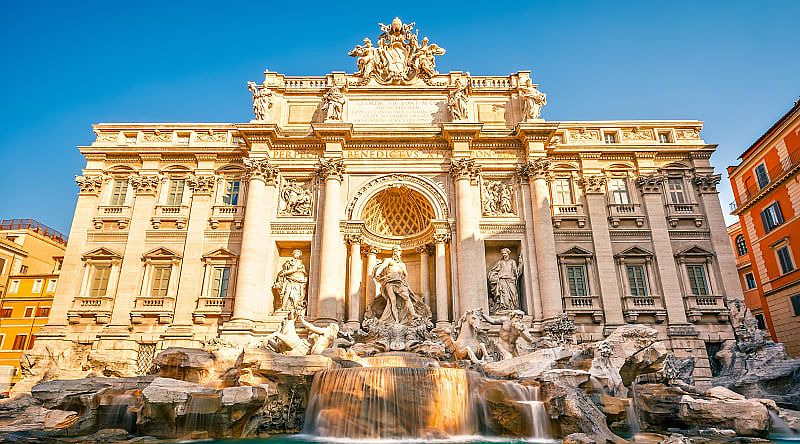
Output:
[30,19,741,386]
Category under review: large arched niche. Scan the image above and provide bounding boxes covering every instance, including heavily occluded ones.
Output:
[347,174,448,221]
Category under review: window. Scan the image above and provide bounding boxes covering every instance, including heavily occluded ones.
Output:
[761,202,784,233]
[745,272,757,290]
[552,178,574,205]
[12,335,27,350]
[210,266,231,298]
[604,132,617,144]
[90,265,112,297]
[566,265,588,297]
[36,307,50,318]
[124,133,137,144]
[53,257,63,272]
[0,257,5,274]
[667,178,687,204]
[755,164,769,189]
[686,264,710,295]
[222,179,240,206]
[0,308,12,318]
[755,313,767,330]
[150,266,171,297]
[8,280,19,294]
[23,307,34,318]
[777,245,795,274]
[20,265,28,274]
[735,235,748,256]
[46,279,57,293]
[166,179,185,205]
[626,265,649,296]
[658,132,671,143]
[177,133,190,145]
[32,279,43,293]
[110,179,128,206]
[608,178,630,204]
[789,295,800,316]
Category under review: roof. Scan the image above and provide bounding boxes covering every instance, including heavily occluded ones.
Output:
[0,219,67,245]
[737,97,800,161]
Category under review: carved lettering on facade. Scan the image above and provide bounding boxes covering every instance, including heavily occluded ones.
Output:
[348,99,446,125]
[343,149,446,160]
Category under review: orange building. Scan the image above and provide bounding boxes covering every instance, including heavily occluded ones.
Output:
[728,98,800,356]
[726,222,770,332]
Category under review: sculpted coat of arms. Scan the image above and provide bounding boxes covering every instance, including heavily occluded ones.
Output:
[349,17,445,85]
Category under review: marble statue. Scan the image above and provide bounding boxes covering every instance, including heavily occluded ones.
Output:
[482,180,514,216]
[367,246,430,324]
[487,248,523,312]
[265,309,310,356]
[273,250,308,312]
[247,80,273,121]
[299,314,340,355]
[448,78,470,121]
[349,17,445,84]
[519,78,546,121]
[479,308,534,360]
[439,309,492,365]
[322,85,346,121]
[279,179,312,216]
[543,313,577,346]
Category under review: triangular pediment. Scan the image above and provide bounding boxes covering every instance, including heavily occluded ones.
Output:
[675,245,713,257]
[615,246,653,258]
[141,247,181,260]
[82,247,122,260]
[202,247,237,259]
[559,246,594,257]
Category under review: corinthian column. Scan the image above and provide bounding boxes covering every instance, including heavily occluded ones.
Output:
[450,158,483,312]
[315,158,345,322]
[230,158,278,324]
[416,245,431,308]
[434,233,451,326]
[519,158,563,319]
[364,246,379,304]
[346,234,362,328]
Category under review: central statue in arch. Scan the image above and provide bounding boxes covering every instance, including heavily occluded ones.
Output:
[367,245,431,325]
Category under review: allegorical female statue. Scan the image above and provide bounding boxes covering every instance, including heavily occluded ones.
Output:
[367,246,431,324]
[487,247,523,312]
[273,249,308,312]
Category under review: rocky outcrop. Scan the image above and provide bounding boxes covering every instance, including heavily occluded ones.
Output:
[483,347,574,379]
[154,347,241,387]
[590,325,668,388]
[540,379,625,443]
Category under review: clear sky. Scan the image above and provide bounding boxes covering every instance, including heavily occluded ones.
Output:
[1,1,798,234]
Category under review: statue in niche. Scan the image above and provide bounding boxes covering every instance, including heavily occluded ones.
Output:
[487,248,523,312]
[519,77,547,121]
[299,314,340,355]
[321,85,346,121]
[279,179,312,216]
[447,78,470,121]
[366,246,431,324]
[479,308,534,360]
[265,309,310,356]
[482,180,514,215]
[247,80,273,121]
[273,250,308,312]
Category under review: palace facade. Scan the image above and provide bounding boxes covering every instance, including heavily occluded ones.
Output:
[32,19,742,384]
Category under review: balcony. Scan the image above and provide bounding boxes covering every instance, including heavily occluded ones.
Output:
[552,204,587,228]
[193,297,234,324]
[685,294,729,323]
[622,294,667,323]
[130,296,175,324]
[607,203,645,228]
[209,205,244,229]
[151,204,190,229]
[67,296,113,324]
[93,206,132,229]
[563,294,603,323]
[665,203,703,227]
[732,148,800,213]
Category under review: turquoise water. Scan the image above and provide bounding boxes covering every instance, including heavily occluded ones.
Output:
[205,436,555,443]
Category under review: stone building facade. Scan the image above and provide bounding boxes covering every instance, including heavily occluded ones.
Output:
[32,19,740,383]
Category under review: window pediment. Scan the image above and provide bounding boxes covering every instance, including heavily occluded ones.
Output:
[675,245,713,258]
[615,246,653,258]
[202,247,238,263]
[142,247,182,260]
[82,247,122,261]
[559,246,594,257]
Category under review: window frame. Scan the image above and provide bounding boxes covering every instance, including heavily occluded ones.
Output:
[666,177,688,204]
[11,334,27,350]
[565,264,589,297]
[755,163,770,189]
[686,264,711,296]
[551,177,574,205]
[626,264,649,297]
[735,234,748,256]
[166,178,186,206]
[46,279,57,293]
[31,279,43,293]
[89,264,113,297]
[603,131,618,144]
[744,272,757,290]
[776,244,796,275]
[608,178,631,205]
[110,179,129,206]
[761,201,784,233]
[222,178,241,206]
[791,294,800,316]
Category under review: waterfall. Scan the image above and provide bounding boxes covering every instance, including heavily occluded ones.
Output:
[770,410,800,439]
[626,398,641,436]
[494,382,551,440]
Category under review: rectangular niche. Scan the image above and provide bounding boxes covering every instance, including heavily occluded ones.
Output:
[483,240,527,314]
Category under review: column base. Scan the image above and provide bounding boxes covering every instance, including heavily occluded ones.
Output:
[345,320,361,331]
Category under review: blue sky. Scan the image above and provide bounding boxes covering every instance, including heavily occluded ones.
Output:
[1,1,798,234]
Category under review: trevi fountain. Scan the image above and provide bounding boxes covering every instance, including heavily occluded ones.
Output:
[2,17,799,444]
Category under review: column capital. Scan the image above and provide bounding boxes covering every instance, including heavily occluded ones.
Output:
[129,174,162,195]
[449,158,481,182]
[433,232,451,244]
[516,158,551,182]
[187,174,216,195]
[636,173,666,194]
[579,174,607,194]
[692,173,722,194]
[415,244,433,255]
[75,174,106,195]
[316,158,345,182]
[243,158,279,184]
[345,233,362,245]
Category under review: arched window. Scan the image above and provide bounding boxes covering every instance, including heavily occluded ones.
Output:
[735,234,748,256]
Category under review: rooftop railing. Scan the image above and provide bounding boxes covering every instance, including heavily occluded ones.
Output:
[0,219,67,244]
[731,148,800,212]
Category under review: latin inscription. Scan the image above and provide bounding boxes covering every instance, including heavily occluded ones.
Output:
[348,99,447,124]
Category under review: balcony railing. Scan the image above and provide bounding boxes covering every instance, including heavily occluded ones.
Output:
[193,296,234,324]
[152,205,189,229]
[130,296,175,324]
[67,296,113,324]
[665,202,703,227]
[607,203,645,227]
[94,206,132,229]
[622,294,667,323]
[209,205,244,229]
[563,294,603,323]
[685,293,729,323]
[732,148,800,212]
[551,204,587,228]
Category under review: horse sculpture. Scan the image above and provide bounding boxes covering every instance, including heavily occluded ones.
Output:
[438,309,492,365]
